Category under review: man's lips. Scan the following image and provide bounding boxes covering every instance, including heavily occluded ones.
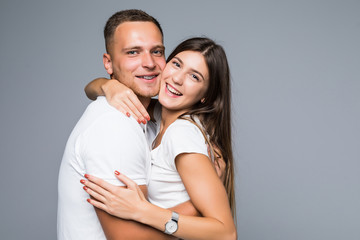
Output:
[165,83,182,96]
[136,74,159,81]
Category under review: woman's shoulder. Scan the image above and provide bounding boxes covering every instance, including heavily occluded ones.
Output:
[164,117,205,142]
[161,117,208,160]
[170,117,201,131]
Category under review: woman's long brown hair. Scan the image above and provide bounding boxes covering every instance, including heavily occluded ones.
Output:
[167,37,236,217]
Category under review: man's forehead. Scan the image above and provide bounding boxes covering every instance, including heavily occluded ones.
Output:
[114,21,163,48]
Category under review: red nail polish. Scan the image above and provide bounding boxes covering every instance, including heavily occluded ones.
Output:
[137,119,141,124]
[126,112,130,117]
[80,179,85,184]
[114,170,120,175]
[142,119,147,124]
[146,116,150,121]
[83,186,88,190]
[84,174,89,179]
[87,199,91,203]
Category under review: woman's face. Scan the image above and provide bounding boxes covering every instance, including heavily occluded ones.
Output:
[159,50,209,114]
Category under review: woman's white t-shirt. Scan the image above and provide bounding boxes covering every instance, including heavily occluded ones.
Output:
[147,117,209,208]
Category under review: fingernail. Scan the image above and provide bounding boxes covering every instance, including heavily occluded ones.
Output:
[146,116,150,121]
[84,174,89,179]
[126,112,130,117]
[80,179,85,184]
[87,199,91,203]
[142,119,147,124]
[83,186,88,190]
[114,170,120,175]
[137,119,141,124]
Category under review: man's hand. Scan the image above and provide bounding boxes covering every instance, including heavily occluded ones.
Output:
[209,144,226,184]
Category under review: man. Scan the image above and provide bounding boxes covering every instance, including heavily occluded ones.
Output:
[58,9,192,240]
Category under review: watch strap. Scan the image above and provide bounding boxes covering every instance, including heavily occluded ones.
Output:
[172,211,179,222]
[164,211,179,234]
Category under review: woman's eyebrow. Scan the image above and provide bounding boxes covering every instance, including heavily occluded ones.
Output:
[173,56,205,80]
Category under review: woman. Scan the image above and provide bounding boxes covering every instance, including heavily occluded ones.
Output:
[81,37,236,240]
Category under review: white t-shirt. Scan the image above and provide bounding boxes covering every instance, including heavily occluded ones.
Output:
[148,118,209,208]
[57,97,152,240]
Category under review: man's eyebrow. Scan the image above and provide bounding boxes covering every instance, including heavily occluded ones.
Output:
[122,46,142,52]
[152,45,165,50]
[173,56,205,81]
[122,45,165,52]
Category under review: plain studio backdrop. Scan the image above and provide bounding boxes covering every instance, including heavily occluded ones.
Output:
[0,0,359,239]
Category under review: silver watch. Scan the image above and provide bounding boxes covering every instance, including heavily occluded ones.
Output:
[164,211,179,235]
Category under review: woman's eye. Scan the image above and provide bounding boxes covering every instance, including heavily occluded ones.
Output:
[172,61,180,67]
[191,74,199,81]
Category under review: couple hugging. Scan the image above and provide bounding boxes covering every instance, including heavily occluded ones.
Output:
[58,9,236,240]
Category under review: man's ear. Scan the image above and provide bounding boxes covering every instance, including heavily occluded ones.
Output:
[103,53,113,75]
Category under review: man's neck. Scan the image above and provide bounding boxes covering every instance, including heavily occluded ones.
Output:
[138,96,151,110]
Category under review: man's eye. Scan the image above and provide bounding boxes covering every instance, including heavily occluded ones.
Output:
[153,50,164,56]
[127,51,137,55]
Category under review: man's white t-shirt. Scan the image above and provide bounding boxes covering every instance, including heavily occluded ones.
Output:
[57,97,153,240]
[148,118,209,208]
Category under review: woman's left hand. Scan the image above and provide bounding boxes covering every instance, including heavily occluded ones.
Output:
[80,171,147,220]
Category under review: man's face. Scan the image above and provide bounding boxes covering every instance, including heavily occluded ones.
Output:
[103,21,166,98]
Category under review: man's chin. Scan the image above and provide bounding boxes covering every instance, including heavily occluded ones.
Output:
[134,86,160,98]
[133,90,158,99]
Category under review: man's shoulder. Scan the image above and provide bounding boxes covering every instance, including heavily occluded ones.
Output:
[73,97,143,140]
[86,96,120,114]
[84,97,133,124]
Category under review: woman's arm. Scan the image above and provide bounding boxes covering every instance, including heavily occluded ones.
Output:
[134,154,236,240]
[82,157,236,240]
[84,78,150,123]
[172,153,236,239]
[82,174,199,240]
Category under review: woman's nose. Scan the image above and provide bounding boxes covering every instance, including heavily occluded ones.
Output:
[172,71,184,85]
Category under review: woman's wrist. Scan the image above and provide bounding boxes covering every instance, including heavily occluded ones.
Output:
[134,201,172,232]
[101,78,118,95]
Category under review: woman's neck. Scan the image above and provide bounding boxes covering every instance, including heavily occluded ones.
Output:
[160,108,187,131]
[152,107,187,149]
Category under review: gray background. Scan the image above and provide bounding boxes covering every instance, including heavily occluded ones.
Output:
[0,0,359,239]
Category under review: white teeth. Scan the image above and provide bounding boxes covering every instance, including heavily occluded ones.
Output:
[141,75,155,80]
[166,84,182,96]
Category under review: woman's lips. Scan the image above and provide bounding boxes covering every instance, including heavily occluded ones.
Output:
[165,83,182,96]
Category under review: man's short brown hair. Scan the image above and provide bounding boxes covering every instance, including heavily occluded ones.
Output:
[104,9,163,53]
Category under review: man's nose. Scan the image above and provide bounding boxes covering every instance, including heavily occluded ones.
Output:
[142,52,155,69]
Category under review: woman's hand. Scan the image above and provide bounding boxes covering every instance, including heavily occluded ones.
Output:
[102,79,150,124]
[80,171,148,221]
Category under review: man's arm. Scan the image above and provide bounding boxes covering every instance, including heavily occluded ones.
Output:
[94,185,198,240]
[95,186,177,240]
[96,211,176,240]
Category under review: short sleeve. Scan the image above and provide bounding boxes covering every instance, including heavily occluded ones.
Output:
[163,120,209,170]
[79,112,149,186]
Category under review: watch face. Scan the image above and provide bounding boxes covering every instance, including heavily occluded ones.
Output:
[166,220,178,233]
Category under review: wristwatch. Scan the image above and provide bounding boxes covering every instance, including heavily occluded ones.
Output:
[164,211,179,235]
